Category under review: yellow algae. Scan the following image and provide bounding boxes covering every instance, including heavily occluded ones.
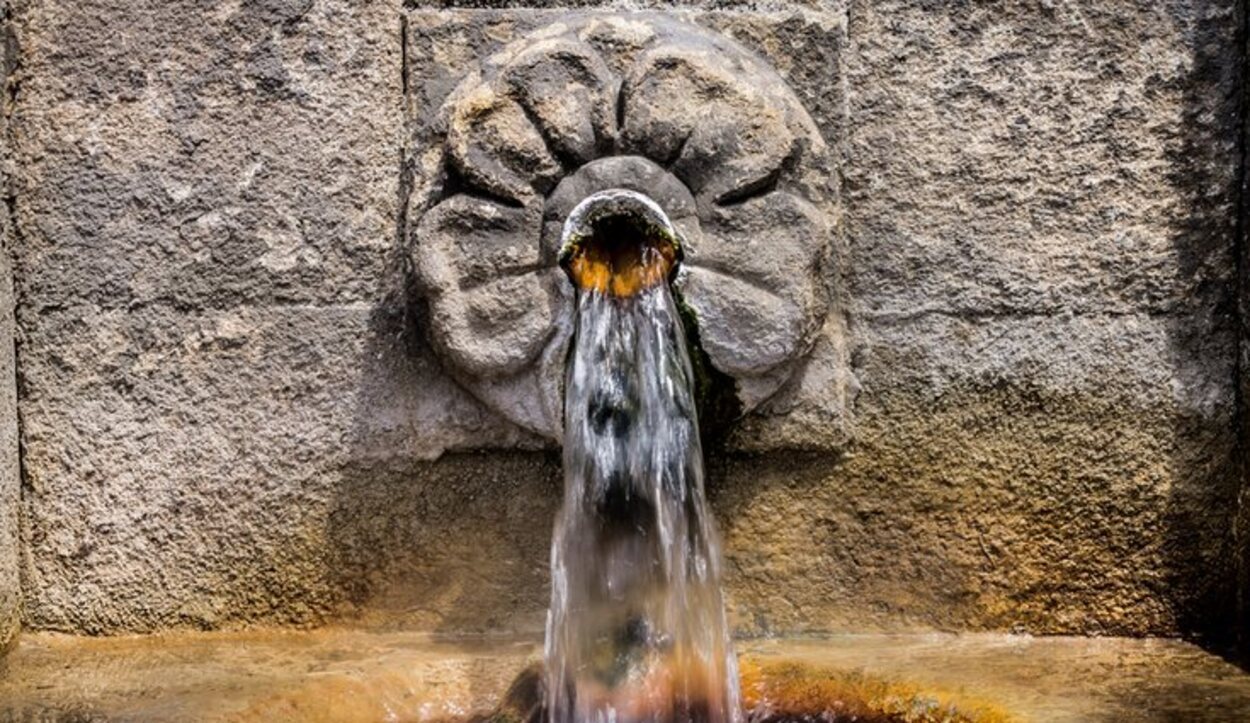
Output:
[737,657,1017,723]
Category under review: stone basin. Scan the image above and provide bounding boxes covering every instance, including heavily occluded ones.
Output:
[2,630,1250,722]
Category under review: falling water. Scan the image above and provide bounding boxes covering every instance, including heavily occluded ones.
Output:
[545,244,741,723]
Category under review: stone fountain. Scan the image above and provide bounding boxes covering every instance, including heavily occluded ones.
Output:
[409,18,849,720]
[408,14,851,447]
[1,2,1250,721]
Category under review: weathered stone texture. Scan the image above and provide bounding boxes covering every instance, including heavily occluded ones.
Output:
[5,0,1246,642]
[15,303,559,632]
[1238,0,1250,659]
[12,0,400,313]
[0,0,18,653]
[848,1,1240,319]
[0,184,16,652]
[722,312,1238,636]
[10,0,417,631]
[838,0,1242,641]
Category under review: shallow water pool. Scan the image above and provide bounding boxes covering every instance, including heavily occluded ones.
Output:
[2,630,1249,721]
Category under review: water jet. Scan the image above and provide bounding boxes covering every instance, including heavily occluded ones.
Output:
[548,188,737,723]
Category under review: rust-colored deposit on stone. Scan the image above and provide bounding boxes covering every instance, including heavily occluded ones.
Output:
[736,659,1014,723]
[9,631,1250,721]
[461,659,1015,723]
[562,215,679,298]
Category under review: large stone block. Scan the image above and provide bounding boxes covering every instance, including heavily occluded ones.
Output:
[11,0,402,313]
[404,6,854,454]
[721,311,1239,636]
[845,0,1240,317]
[10,0,412,631]
[16,300,555,632]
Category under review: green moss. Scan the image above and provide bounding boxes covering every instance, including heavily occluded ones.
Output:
[671,286,742,449]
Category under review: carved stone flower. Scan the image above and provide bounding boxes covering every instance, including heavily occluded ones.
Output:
[410,15,835,441]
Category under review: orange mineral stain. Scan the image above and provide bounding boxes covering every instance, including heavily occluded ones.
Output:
[563,217,679,298]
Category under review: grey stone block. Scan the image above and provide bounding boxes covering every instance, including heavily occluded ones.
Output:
[0,197,16,653]
[720,311,1239,636]
[9,0,414,632]
[845,0,1240,317]
[0,0,17,654]
[405,7,853,450]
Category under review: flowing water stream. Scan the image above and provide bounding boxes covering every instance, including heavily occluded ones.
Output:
[545,208,741,723]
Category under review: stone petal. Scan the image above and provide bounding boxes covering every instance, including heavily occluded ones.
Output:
[676,193,826,377]
[428,272,557,379]
[413,195,549,378]
[413,195,543,291]
[502,39,617,166]
[619,47,795,205]
[677,267,809,377]
[687,192,826,290]
[447,88,562,203]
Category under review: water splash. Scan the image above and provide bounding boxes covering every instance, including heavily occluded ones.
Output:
[545,280,741,723]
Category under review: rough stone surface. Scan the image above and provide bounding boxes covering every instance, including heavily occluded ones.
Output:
[0,0,18,654]
[0,244,15,652]
[0,241,13,650]
[840,0,1242,644]
[2,0,1245,646]
[408,12,846,444]
[1239,7,1250,660]
[9,0,417,632]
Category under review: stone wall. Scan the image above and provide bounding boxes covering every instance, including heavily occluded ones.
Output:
[0,221,14,653]
[1239,0,1250,659]
[1,0,18,652]
[0,195,15,654]
[5,0,1246,646]
[828,0,1241,643]
[10,0,406,633]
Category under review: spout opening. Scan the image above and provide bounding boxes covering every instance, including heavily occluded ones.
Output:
[558,190,682,298]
